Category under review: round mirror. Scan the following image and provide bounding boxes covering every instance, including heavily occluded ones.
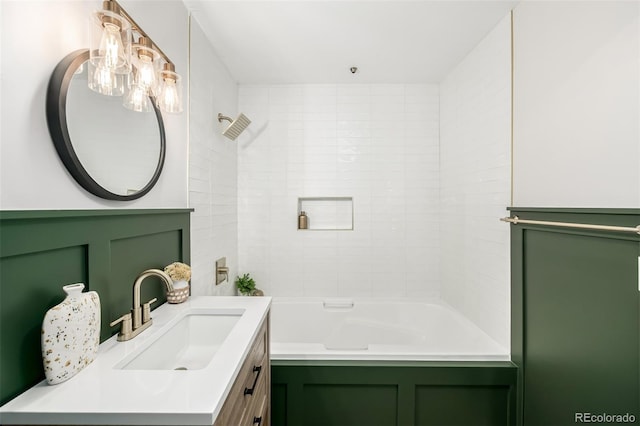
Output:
[46,49,166,201]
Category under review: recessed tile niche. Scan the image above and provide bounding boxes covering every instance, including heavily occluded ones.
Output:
[297,197,353,231]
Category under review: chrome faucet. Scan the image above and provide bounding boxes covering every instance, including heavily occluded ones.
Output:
[110,269,175,341]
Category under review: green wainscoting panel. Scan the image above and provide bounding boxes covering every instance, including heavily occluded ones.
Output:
[304,384,398,426]
[415,385,510,426]
[272,383,288,426]
[272,361,517,426]
[509,208,640,426]
[109,230,184,318]
[0,209,191,406]
[1,245,87,405]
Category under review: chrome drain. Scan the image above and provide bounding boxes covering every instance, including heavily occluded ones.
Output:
[174,367,188,371]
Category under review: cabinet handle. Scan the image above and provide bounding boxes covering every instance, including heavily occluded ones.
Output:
[244,365,262,395]
[253,416,262,425]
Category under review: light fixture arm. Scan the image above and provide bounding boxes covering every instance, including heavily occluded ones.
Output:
[89,0,183,113]
[108,0,175,69]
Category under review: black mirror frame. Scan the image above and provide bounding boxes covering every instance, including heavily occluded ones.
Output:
[46,49,166,201]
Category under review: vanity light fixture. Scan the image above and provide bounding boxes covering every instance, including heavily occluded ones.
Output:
[87,60,126,96]
[88,0,183,113]
[89,0,131,76]
[123,37,159,112]
[156,63,183,113]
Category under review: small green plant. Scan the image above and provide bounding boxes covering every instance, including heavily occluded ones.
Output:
[235,273,256,295]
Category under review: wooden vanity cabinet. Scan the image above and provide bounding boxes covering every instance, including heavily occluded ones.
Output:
[214,315,270,426]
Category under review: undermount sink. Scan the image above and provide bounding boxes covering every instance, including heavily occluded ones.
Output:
[119,311,243,371]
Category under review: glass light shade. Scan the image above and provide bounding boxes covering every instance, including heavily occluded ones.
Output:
[123,82,153,113]
[156,70,183,113]
[87,61,126,96]
[130,44,160,93]
[89,8,131,75]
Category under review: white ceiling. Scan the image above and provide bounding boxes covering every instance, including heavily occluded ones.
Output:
[185,1,517,84]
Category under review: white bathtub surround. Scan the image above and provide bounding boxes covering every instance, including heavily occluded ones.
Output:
[189,13,239,296]
[270,298,508,361]
[439,14,512,348]
[238,84,440,298]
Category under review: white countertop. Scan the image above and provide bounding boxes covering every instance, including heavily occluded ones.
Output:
[0,296,271,425]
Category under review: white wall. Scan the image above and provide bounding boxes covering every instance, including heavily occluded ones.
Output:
[439,14,512,348]
[188,13,239,296]
[513,1,640,208]
[238,84,440,298]
[0,0,189,210]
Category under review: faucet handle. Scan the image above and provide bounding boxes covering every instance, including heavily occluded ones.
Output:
[142,298,158,324]
[110,313,133,338]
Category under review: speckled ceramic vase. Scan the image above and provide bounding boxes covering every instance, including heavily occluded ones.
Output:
[41,283,101,385]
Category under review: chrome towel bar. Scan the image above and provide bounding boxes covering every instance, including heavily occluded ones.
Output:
[500,216,640,235]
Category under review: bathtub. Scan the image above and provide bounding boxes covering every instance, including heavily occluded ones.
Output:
[270,298,509,361]
[270,298,516,425]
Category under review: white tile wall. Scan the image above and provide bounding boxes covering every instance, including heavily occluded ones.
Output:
[439,14,511,348]
[192,14,510,345]
[189,14,239,296]
[238,84,440,298]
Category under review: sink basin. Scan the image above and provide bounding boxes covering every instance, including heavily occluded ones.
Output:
[119,311,242,370]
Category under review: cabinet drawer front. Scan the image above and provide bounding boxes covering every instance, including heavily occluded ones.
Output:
[249,325,267,366]
[215,317,269,425]
[241,367,268,426]
[253,386,269,426]
[229,353,267,419]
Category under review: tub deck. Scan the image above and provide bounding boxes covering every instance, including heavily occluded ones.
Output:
[270,297,509,361]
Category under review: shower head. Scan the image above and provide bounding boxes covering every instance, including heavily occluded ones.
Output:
[217,113,251,141]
